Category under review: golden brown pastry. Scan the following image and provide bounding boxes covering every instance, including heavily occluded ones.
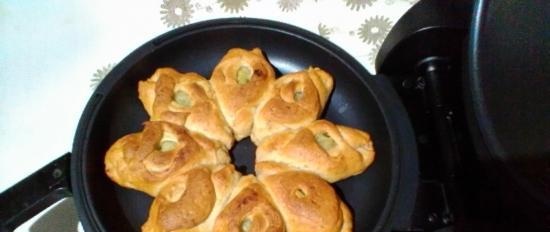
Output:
[138,68,234,149]
[251,67,334,145]
[255,119,375,183]
[103,48,377,232]
[142,165,241,232]
[213,175,285,232]
[142,167,215,232]
[104,121,230,196]
[259,171,352,232]
[210,48,276,140]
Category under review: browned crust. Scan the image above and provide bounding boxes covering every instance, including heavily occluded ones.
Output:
[209,48,276,140]
[256,120,375,183]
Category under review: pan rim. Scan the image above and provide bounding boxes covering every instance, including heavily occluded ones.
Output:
[72,18,418,232]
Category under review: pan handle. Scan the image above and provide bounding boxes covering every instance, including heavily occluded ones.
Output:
[0,153,72,231]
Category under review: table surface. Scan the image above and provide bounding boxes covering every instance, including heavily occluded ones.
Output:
[0,0,418,231]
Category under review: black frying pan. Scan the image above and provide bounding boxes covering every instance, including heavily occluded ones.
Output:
[0,18,418,232]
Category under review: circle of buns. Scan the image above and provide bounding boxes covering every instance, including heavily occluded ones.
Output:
[104,48,375,232]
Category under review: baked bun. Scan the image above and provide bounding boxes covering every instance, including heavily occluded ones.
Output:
[142,164,241,232]
[255,119,375,183]
[105,48,379,232]
[210,48,276,140]
[213,175,285,232]
[260,171,352,232]
[138,68,234,149]
[104,121,230,196]
[251,67,334,144]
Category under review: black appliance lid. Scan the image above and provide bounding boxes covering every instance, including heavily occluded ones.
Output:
[467,0,549,205]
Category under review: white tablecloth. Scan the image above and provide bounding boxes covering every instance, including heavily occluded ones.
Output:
[0,0,418,231]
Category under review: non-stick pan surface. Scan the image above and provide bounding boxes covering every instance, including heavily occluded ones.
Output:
[71,18,418,232]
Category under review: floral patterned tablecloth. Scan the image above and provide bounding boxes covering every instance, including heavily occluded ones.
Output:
[0,0,417,231]
[86,0,419,87]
